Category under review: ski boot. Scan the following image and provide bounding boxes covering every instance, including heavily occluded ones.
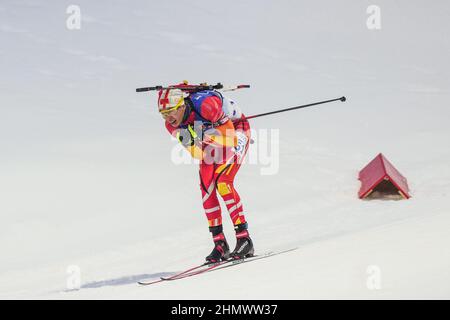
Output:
[230,223,254,259]
[205,226,230,263]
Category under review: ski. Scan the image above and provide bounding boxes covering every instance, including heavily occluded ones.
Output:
[208,247,298,273]
[159,259,235,281]
[164,247,297,281]
[137,260,226,286]
[138,247,298,285]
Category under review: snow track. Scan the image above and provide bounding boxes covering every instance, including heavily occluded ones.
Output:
[1,0,449,299]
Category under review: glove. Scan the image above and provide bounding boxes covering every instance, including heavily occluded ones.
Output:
[176,124,202,147]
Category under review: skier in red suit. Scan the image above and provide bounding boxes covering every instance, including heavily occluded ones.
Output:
[158,83,254,262]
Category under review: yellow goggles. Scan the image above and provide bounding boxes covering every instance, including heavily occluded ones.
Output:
[160,98,184,115]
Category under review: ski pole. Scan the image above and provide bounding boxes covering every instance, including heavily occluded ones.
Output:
[239,96,346,121]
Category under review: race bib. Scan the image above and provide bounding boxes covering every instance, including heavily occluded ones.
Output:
[234,131,248,159]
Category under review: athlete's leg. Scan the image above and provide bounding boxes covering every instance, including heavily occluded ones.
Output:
[215,163,246,226]
[215,121,251,226]
[200,162,231,262]
[199,163,222,228]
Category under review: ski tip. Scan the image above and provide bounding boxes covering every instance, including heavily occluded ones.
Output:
[138,278,165,286]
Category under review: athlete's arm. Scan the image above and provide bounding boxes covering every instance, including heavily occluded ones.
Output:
[165,121,204,160]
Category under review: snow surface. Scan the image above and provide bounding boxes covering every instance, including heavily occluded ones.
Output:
[1,0,449,299]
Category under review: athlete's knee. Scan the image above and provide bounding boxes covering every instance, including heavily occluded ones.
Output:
[217,181,235,197]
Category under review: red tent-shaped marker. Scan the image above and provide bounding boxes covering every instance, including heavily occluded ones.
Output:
[358,153,411,199]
